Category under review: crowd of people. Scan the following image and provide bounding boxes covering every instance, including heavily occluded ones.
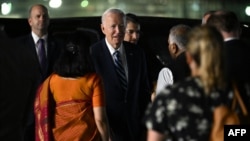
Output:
[0,3,249,141]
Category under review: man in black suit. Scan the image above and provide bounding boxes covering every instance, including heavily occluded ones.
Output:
[0,38,38,141]
[90,8,151,141]
[14,4,62,141]
[207,10,250,113]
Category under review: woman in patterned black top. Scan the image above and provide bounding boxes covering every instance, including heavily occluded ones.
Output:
[144,25,233,141]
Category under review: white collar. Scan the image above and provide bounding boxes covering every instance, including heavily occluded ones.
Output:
[224,37,238,42]
[105,38,124,55]
[31,31,48,44]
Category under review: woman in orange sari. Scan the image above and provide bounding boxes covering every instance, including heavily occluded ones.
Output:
[34,37,109,141]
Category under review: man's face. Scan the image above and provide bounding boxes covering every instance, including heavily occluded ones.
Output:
[101,12,125,49]
[28,5,50,33]
[124,21,140,44]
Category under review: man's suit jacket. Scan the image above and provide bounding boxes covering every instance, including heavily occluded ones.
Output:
[224,39,250,82]
[14,33,62,140]
[224,39,250,113]
[90,39,151,141]
[16,34,62,81]
[0,38,37,141]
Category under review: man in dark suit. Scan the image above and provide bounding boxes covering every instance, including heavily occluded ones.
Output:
[0,38,38,141]
[207,10,250,114]
[90,8,151,141]
[14,4,62,141]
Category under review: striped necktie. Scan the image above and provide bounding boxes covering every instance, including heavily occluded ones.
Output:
[113,51,127,94]
[37,39,47,74]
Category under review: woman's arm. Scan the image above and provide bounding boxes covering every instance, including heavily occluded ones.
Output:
[93,107,109,141]
[147,129,166,141]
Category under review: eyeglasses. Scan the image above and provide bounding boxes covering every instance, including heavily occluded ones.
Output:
[125,30,141,35]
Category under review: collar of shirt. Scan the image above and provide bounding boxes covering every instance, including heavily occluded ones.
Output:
[224,37,239,42]
[31,31,48,44]
[105,38,128,78]
[32,31,48,55]
[105,38,125,56]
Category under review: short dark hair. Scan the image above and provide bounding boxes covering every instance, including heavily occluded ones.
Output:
[203,10,216,17]
[206,10,240,33]
[126,13,140,25]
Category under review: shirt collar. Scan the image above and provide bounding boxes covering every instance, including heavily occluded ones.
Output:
[105,38,124,55]
[224,37,238,42]
[31,31,48,44]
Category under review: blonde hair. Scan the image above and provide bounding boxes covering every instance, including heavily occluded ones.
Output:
[187,25,225,94]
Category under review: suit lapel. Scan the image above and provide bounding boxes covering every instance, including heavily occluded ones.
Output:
[25,34,45,77]
[124,42,134,85]
[46,37,54,66]
[101,40,121,84]
[27,34,38,62]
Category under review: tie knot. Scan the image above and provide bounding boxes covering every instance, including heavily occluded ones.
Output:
[114,51,120,57]
[38,38,45,44]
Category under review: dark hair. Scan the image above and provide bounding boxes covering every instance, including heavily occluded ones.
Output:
[203,10,216,17]
[206,10,240,33]
[54,33,94,77]
[126,13,140,25]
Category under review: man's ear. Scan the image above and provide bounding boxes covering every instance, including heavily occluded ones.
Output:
[101,24,105,34]
[28,18,32,26]
[169,43,178,54]
[186,51,192,65]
